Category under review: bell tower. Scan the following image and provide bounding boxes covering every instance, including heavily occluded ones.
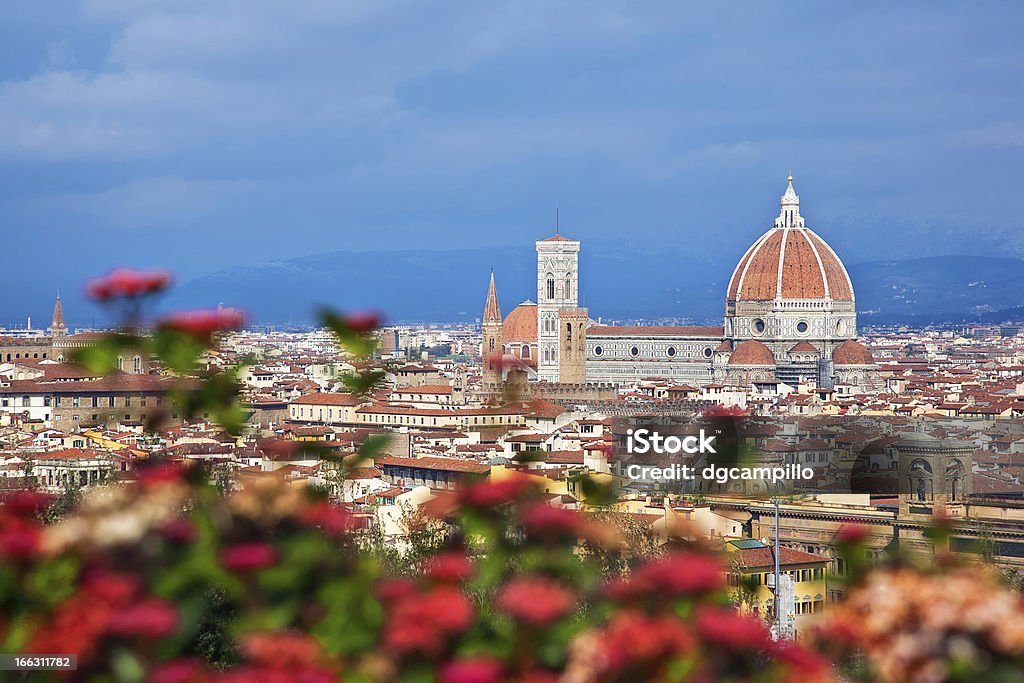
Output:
[482,272,504,388]
[536,232,580,382]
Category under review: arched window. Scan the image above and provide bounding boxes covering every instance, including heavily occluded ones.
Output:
[133,356,142,373]
[116,356,124,371]
[488,338,494,351]
[521,345,530,358]
[566,322,572,342]
[565,276,572,300]
[546,275,555,300]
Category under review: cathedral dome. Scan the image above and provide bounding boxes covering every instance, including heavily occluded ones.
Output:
[726,177,853,305]
[503,300,538,344]
[728,339,776,366]
[832,339,874,365]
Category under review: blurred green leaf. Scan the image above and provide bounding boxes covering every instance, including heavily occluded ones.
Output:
[151,327,207,374]
[24,556,79,607]
[320,310,378,358]
[110,647,144,683]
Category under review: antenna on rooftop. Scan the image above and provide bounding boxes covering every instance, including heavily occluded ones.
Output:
[556,205,560,235]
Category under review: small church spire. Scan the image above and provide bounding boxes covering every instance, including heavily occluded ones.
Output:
[49,292,67,337]
[483,271,502,323]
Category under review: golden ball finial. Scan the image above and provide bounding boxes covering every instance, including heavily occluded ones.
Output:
[787,174,794,183]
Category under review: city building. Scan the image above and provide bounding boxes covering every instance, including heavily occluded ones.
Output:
[482,177,879,391]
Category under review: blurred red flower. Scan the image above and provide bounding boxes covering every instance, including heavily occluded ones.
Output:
[300,501,352,537]
[459,474,536,509]
[241,631,323,668]
[600,611,694,673]
[342,310,383,332]
[138,460,189,487]
[159,519,198,544]
[772,641,830,679]
[26,571,139,662]
[2,490,55,517]
[87,268,172,300]
[158,308,246,340]
[108,598,179,638]
[496,576,575,626]
[426,551,474,583]
[0,517,42,559]
[421,586,475,632]
[220,542,278,572]
[385,586,474,654]
[835,523,869,545]
[82,569,142,603]
[695,606,770,651]
[619,552,724,599]
[375,577,418,603]
[519,504,586,537]
[440,656,504,683]
[150,658,210,683]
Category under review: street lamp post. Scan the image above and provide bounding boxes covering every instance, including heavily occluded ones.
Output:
[774,496,781,638]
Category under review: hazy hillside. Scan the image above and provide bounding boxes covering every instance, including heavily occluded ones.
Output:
[849,256,1024,324]
[166,250,1024,326]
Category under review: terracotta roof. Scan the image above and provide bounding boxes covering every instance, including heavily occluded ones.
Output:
[539,234,574,242]
[833,339,875,365]
[728,339,776,366]
[732,546,829,570]
[375,455,490,473]
[0,375,190,394]
[290,393,361,406]
[393,384,453,395]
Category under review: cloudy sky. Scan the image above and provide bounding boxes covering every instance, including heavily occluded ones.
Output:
[2,1,1023,323]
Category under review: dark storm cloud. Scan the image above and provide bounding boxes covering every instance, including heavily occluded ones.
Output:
[0,1,1022,322]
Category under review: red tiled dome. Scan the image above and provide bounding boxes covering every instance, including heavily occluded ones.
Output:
[727,178,853,304]
[832,339,874,365]
[728,339,776,366]
[503,301,538,344]
[727,228,852,303]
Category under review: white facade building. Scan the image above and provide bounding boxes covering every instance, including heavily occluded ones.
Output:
[535,234,580,381]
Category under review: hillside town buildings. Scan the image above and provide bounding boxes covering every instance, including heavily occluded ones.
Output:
[3,177,1024,635]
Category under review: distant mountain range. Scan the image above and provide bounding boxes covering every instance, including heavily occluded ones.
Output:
[849,256,1024,325]
[165,248,1024,326]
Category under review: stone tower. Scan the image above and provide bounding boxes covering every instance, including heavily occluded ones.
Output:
[49,293,67,337]
[536,233,580,382]
[558,308,588,384]
[482,272,504,388]
[896,430,972,515]
[451,365,467,405]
